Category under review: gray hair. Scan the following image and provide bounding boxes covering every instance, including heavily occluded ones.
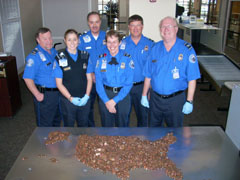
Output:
[159,16,178,28]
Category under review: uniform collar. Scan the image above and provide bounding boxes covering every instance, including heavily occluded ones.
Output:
[127,34,144,45]
[37,44,54,55]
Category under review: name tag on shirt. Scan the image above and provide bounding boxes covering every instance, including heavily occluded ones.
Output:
[63,66,71,71]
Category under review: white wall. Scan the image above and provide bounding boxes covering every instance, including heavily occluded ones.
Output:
[129,0,176,42]
[42,0,90,49]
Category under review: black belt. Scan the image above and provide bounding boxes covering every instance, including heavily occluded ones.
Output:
[154,90,184,99]
[133,81,144,86]
[36,85,58,93]
[104,85,122,93]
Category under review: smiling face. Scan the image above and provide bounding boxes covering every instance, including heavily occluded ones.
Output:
[128,20,143,39]
[88,14,101,36]
[106,35,120,57]
[160,17,178,43]
[36,31,53,51]
[64,32,78,54]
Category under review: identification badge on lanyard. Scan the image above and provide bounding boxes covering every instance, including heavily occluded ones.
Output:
[172,66,180,79]
[59,58,68,67]
[101,59,107,69]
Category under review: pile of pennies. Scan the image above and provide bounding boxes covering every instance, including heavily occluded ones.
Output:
[45,131,70,145]
[75,133,183,180]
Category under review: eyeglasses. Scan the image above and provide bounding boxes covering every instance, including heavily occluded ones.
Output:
[160,25,177,29]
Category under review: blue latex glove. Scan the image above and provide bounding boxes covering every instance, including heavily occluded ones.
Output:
[71,97,81,106]
[141,96,149,108]
[182,101,193,114]
[78,94,90,106]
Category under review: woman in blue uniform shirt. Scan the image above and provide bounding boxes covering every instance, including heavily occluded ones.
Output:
[95,30,134,127]
[54,29,92,127]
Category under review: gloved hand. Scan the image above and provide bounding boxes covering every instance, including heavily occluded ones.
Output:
[71,97,81,106]
[78,94,90,106]
[182,101,193,114]
[141,96,149,108]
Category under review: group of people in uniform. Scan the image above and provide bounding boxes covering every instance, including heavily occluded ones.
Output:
[23,11,200,128]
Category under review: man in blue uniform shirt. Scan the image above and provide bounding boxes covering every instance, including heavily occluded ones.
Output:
[141,16,201,127]
[23,27,62,127]
[120,14,154,127]
[78,11,106,127]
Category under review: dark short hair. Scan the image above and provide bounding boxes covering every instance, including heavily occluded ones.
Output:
[87,11,101,21]
[35,27,51,39]
[128,14,143,25]
[64,29,78,39]
[106,29,121,42]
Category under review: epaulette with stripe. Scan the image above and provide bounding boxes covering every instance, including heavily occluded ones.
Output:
[124,53,131,58]
[184,42,192,50]
[148,37,154,42]
[31,48,38,55]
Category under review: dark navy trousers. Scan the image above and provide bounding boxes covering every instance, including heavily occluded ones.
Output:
[99,88,131,127]
[129,83,149,127]
[33,91,62,127]
[60,95,90,127]
[88,83,96,127]
[149,89,186,127]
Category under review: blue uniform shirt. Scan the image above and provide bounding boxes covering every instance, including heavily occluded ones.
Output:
[78,30,107,73]
[53,49,92,78]
[95,50,134,104]
[143,38,201,95]
[23,44,58,88]
[120,35,154,82]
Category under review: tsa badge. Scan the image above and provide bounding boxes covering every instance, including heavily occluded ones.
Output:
[178,54,183,61]
[83,35,91,43]
[129,60,134,69]
[120,62,125,69]
[26,58,34,67]
[189,54,196,63]
[83,63,87,69]
[144,45,149,51]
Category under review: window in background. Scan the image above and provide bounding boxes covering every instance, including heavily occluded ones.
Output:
[98,0,119,30]
[178,0,220,26]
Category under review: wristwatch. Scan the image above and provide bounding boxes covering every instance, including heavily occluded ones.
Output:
[187,100,193,104]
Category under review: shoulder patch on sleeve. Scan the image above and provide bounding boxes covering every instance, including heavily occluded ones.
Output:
[26,58,34,67]
[189,54,196,63]
[184,42,192,50]
[124,53,131,58]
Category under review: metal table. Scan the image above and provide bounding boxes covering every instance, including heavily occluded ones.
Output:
[197,55,240,94]
[5,127,240,180]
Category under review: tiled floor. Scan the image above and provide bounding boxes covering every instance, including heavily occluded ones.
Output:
[0,78,229,180]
